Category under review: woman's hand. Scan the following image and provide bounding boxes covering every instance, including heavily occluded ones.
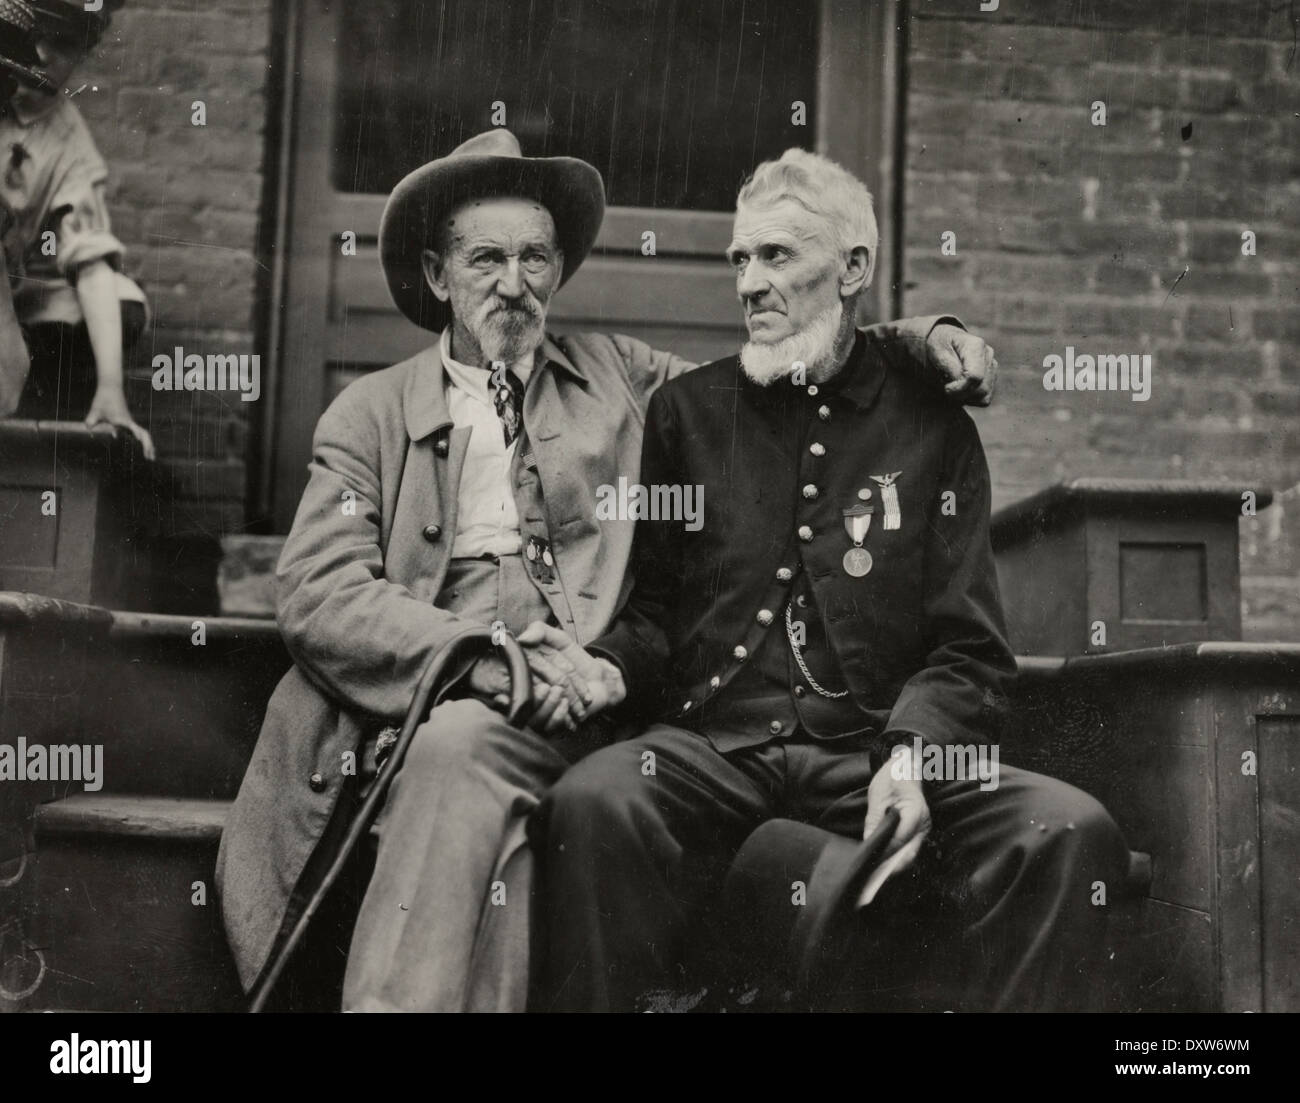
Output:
[85,384,156,460]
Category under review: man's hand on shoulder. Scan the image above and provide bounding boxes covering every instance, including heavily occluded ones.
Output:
[927,323,997,407]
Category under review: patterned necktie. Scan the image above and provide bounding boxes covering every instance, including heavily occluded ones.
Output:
[492,368,525,447]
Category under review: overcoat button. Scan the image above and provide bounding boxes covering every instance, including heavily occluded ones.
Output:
[809,442,825,457]
[795,593,809,608]
[802,484,819,499]
[733,645,748,661]
[806,385,819,397]
[756,609,774,626]
[818,405,831,421]
[798,525,813,542]
[776,568,793,582]
[682,700,693,712]
[423,524,442,542]
[309,772,326,793]
[435,438,450,456]
[793,685,806,699]
[710,676,721,689]
[769,720,783,735]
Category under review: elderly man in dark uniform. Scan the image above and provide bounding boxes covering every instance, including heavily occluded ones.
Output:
[530,148,1130,1013]
[216,130,998,1012]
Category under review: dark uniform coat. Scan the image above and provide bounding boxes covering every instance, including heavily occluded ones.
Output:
[595,327,1015,749]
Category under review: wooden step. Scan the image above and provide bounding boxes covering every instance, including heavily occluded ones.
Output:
[2,594,289,801]
[20,794,244,1012]
[35,794,228,842]
[82,611,288,799]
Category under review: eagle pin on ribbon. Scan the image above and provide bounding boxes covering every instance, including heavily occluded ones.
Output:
[870,472,902,530]
[842,503,873,577]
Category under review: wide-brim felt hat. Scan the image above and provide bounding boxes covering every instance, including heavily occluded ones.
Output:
[379,128,605,333]
[717,807,901,1006]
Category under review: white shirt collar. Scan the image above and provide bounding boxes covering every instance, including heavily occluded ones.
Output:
[440,328,534,405]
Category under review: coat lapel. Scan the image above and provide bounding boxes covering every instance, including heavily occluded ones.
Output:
[386,337,467,602]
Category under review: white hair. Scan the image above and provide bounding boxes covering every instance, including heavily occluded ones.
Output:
[736,148,878,283]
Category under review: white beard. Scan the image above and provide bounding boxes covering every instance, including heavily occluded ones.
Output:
[470,294,547,364]
[740,300,844,386]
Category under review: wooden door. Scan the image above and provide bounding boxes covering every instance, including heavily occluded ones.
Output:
[259,0,900,530]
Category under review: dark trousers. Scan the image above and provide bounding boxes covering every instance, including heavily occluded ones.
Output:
[531,724,1130,1012]
[13,304,147,421]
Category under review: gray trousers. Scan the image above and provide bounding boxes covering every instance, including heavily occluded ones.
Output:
[342,555,567,1012]
[342,697,570,1011]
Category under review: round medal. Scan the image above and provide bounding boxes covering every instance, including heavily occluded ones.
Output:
[843,547,873,577]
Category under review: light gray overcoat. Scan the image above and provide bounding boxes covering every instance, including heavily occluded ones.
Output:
[215,320,943,990]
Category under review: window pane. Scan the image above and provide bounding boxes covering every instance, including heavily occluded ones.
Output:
[333,0,819,210]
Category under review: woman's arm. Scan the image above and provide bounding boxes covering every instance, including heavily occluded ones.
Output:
[75,258,155,458]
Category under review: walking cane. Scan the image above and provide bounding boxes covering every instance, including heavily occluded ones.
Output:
[247,623,533,1012]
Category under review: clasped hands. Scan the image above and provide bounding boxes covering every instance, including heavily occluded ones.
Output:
[466,621,625,734]
[465,624,931,891]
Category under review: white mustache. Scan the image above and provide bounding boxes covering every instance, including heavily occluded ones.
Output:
[481,294,542,324]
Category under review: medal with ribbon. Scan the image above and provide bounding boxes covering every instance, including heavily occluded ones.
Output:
[841,503,874,577]
[870,472,902,530]
[525,534,556,584]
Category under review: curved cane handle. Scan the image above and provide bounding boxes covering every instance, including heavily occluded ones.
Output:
[492,627,533,729]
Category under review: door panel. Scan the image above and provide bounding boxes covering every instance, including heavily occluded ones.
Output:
[263,0,899,530]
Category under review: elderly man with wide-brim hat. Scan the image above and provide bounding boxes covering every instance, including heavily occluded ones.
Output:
[216,128,997,1012]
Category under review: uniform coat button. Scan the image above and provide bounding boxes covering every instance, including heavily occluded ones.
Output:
[733,645,748,661]
[682,700,693,712]
[776,568,793,582]
[795,593,809,608]
[422,523,442,542]
[793,685,806,698]
[807,385,819,396]
[802,484,819,499]
[768,720,783,735]
[818,405,831,421]
[710,676,721,689]
[809,442,825,457]
[309,772,326,793]
[756,609,774,626]
[798,525,813,542]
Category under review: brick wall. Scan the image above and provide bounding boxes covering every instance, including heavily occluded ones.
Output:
[903,0,1300,639]
[74,0,275,604]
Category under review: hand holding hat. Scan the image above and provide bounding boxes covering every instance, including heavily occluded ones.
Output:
[858,759,932,906]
